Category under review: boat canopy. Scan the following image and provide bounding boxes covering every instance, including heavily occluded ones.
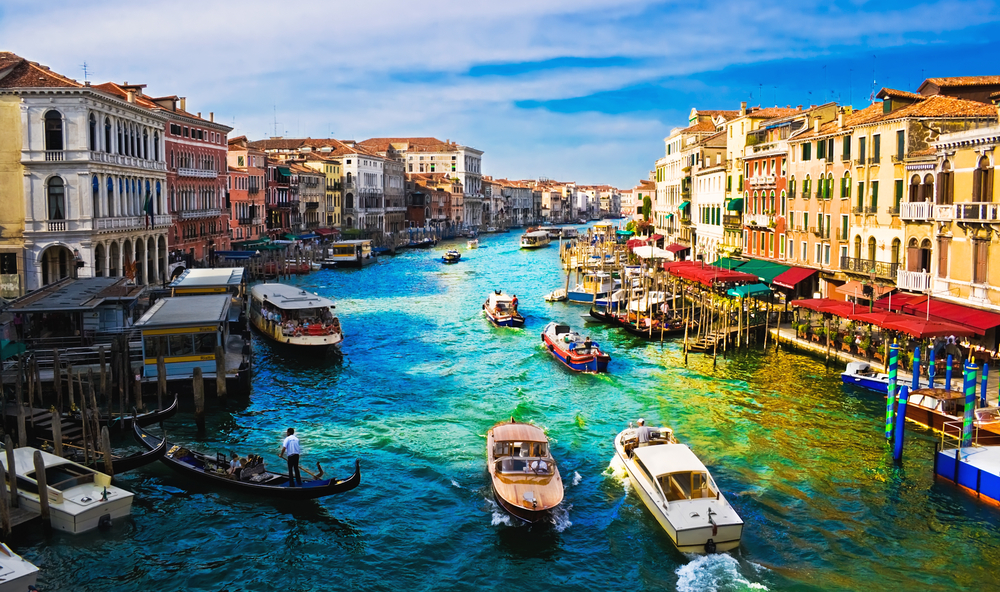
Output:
[632,444,708,477]
[523,231,549,238]
[251,284,335,310]
[493,423,548,443]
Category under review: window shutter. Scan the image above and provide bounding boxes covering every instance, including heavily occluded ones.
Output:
[894,180,903,209]
[871,181,878,210]
[938,238,949,279]
[987,169,995,203]
[907,246,920,272]
[976,241,989,283]
[973,168,982,201]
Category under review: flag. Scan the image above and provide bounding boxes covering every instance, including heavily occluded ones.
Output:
[143,190,153,228]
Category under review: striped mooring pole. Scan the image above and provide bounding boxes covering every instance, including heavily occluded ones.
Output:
[911,346,921,390]
[962,362,977,448]
[981,362,989,408]
[886,343,900,441]
[928,347,935,388]
[946,354,954,391]
[893,385,909,462]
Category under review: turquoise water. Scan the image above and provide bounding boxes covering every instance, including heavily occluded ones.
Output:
[15,231,1000,591]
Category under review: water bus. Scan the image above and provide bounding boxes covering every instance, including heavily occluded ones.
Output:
[520,231,551,249]
[249,284,343,350]
[487,418,564,523]
[320,240,376,268]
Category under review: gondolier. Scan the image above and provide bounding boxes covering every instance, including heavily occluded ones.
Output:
[280,428,303,487]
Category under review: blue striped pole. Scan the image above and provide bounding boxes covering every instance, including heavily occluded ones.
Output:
[912,346,921,390]
[962,362,977,448]
[928,347,935,388]
[886,343,900,440]
[893,385,909,462]
[982,363,989,408]
[946,354,954,391]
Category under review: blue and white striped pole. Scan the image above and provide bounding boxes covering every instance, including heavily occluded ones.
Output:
[912,345,921,390]
[982,362,989,408]
[893,385,909,462]
[962,362,977,448]
[928,347,935,388]
[946,354,954,391]
[886,343,900,440]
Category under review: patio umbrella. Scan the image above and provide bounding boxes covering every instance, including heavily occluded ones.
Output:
[848,311,909,327]
[882,318,981,338]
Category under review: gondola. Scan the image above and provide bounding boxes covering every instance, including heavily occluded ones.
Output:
[619,318,691,339]
[135,425,361,500]
[588,307,621,325]
[70,393,179,433]
[78,424,170,474]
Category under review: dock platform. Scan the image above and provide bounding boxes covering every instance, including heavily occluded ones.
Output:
[936,445,1000,505]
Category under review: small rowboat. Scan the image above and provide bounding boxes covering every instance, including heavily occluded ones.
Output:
[135,424,361,500]
[541,321,610,373]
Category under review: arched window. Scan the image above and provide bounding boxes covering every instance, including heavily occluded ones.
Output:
[142,129,149,160]
[44,111,63,151]
[891,238,900,267]
[89,114,97,151]
[105,118,112,153]
[841,171,851,199]
[938,160,954,205]
[107,177,114,216]
[769,190,776,214]
[867,237,877,262]
[789,177,796,198]
[153,132,159,161]
[92,175,100,217]
[804,175,811,199]
[346,193,354,209]
[923,173,934,204]
[47,177,65,219]
[974,156,994,202]
[156,181,162,215]
[909,174,921,202]
[854,235,862,260]
[117,122,123,155]
[346,172,352,185]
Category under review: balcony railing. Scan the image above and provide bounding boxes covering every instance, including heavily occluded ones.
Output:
[45,150,64,161]
[745,213,772,227]
[178,167,218,179]
[900,201,932,221]
[237,217,253,225]
[897,269,932,292]
[88,151,167,172]
[748,175,776,187]
[813,227,830,239]
[868,156,881,165]
[839,256,899,279]
[855,158,866,165]
[93,213,171,231]
[852,206,865,214]
[723,214,742,228]
[179,208,222,220]
[305,202,319,210]
[956,202,1000,223]
[864,206,878,215]
[47,220,66,231]
[934,204,956,221]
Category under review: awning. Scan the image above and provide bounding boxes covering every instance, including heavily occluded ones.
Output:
[709,257,747,270]
[772,266,818,290]
[283,233,297,240]
[633,246,672,259]
[626,239,647,250]
[734,259,790,284]
[665,243,690,254]
[899,297,1000,334]
[836,280,894,299]
[315,228,335,236]
[277,166,291,176]
[726,198,744,212]
[297,233,319,240]
[678,201,691,211]
[616,230,634,236]
[649,234,664,241]
[884,317,981,338]
[791,298,856,317]
[727,283,771,298]
[874,293,924,313]
[0,340,25,361]
[664,213,674,219]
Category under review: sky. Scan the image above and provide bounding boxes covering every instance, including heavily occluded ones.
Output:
[2,0,999,188]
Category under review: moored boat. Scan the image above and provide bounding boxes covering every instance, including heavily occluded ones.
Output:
[135,425,361,500]
[0,447,134,534]
[484,291,524,328]
[567,271,615,304]
[250,284,343,350]
[0,543,39,592]
[541,322,610,373]
[899,387,1000,444]
[543,288,567,302]
[520,231,551,249]
[840,361,925,393]
[487,418,564,523]
[612,424,743,554]
[442,250,462,263]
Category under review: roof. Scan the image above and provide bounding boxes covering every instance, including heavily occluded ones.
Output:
[632,444,707,477]
[693,109,740,118]
[772,266,818,289]
[357,137,447,152]
[250,284,335,311]
[877,87,925,101]
[747,106,802,119]
[491,421,548,443]
[168,268,245,290]
[249,138,377,158]
[0,52,82,89]
[10,278,143,313]
[135,295,230,328]
[920,76,1000,90]
[898,297,1000,333]
[681,120,719,134]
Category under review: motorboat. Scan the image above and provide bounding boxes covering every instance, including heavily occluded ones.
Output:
[840,361,923,393]
[520,231,551,249]
[467,239,480,249]
[612,424,744,554]
[487,418,564,523]
[567,271,615,304]
[543,288,567,302]
[628,291,671,313]
[900,388,1000,444]
[619,316,690,340]
[136,425,361,500]
[484,291,524,328]
[442,250,462,264]
[0,447,133,534]
[541,321,610,373]
[0,543,39,592]
[250,284,343,350]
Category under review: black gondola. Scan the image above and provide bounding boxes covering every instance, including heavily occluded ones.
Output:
[135,424,361,500]
[619,318,691,339]
[588,307,621,325]
[70,393,180,433]
[90,428,169,474]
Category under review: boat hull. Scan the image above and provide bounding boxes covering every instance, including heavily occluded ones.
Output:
[567,290,611,304]
[492,483,552,523]
[250,309,343,351]
[541,334,610,373]
[485,308,524,328]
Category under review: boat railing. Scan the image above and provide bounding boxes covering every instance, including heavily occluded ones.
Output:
[941,419,976,451]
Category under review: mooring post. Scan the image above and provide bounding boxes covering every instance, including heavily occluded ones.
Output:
[14,359,25,449]
[52,349,61,412]
[99,345,107,408]
[0,462,9,538]
[885,343,899,441]
[928,347,936,388]
[893,385,909,462]
[215,346,227,399]
[51,411,62,458]
[101,427,113,478]
[980,362,989,409]
[962,362,977,448]
[32,450,50,532]
[912,346,921,390]
[157,356,166,412]
[946,354,954,391]
[193,368,205,433]
[4,437,17,508]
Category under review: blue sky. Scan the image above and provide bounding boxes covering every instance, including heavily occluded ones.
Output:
[2,0,998,188]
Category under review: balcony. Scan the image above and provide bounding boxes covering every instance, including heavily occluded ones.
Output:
[852,206,865,215]
[839,256,899,279]
[87,151,167,172]
[813,227,830,239]
[306,202,319,210]
[899,201,932,221]
[748,175,776,187]
[934,204,955,221]
[956,202,1000,223]
[723,213,742,228]
[248,185,260,195]
[855,158,866,166]
[178,167,218,179]
[45,150,64,161]
[237,217,253,225]
[179,208,222,220]
[868,156,881,165]
[47,220,66,231]
[888,205,900,216]
[864,206,878,215]
[93,213,171,231]
[897,269,932,292]
[745,213,772,228]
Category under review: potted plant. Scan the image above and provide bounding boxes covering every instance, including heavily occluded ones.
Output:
[860,335,872,355]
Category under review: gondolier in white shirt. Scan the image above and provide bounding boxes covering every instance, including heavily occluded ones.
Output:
[279,428,303,487]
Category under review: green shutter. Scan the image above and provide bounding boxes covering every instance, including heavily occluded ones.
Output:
[896,130,905,160]
[894,180,903,210]
[873,135,881,160]
[857,182,865,210]
[871,180,879,210]
[843,135,851,160]
[727,176,732,191]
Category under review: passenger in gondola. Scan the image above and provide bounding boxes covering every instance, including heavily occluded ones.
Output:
[227,452,245,479]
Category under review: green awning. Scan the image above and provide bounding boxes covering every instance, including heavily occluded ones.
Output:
[726,198,744,212]
[616,230,635,236]
[678,201,691,211]
[278,166,291,176]
[710,257,747,270]
[727,284,772,298]
[664,213,674,219]
[283,233,297,240]
[736,259,790,284]
[0,340,25,361]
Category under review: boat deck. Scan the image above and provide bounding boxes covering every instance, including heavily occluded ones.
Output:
[936,446,1000,505]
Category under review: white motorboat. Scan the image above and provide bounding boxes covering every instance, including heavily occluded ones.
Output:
[0,543,39,592]
[0,447,133,534]
[250,284,343,350]
[628,291,672,313]
[467,239,480,249]
[483,291,524,328]
[543,288,567,302]
[567,272,615,304]
[612,426,743,553]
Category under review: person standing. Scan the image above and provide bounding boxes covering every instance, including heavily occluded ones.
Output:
[279,428,303,487]
[636,418,653,447]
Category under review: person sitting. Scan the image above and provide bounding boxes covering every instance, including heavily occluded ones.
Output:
[227,452,245,479]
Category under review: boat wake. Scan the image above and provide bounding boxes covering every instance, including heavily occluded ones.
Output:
[450,479,462,489]
[550,504,572,532]
[605,456,629,490]
[675,554,769,592]
[571,471,582,486]
[487,499,514,527]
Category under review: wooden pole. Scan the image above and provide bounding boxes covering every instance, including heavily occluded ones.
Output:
[75,371,87,466]
[14,358,25,449]
[32,450,50,531]
[26,358,34,430]
[157,356,166,411]
[763,295,771,350]
[193,368,205,433]
[118,336,125,425]
[99,345,107,409]
[87,369,99,452]
[825,315,832,363]
[215,345,227,399]
[51,411,62,458]
[52,349,62,412]
[0,462,9,538]
[100,427,113,478]
[4,437,17,509]
[133,373,144,413]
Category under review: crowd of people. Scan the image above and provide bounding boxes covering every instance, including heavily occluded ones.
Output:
[260,305,341,337]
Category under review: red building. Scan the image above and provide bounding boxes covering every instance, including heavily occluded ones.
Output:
[227,136,267,245]
[741,148,787,260]
[266,159,294,237]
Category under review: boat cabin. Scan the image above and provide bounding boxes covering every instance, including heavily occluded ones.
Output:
[168,268,246,298]
[520,231,550,247]
[632,444,720,502]
[135,294,231,380]
[582,272,614,294]
[491,423,555,476]
[326,240,373,265]
[908,388,968,415]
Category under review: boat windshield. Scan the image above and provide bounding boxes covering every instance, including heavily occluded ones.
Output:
[494,441,553,474]
[658,471,717,502]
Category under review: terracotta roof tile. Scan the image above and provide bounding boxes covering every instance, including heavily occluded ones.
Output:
[747,106,802,119]
[249,137,378,158]
[695,109,740,118]
[990,91,1000,100]
[357,137,448,152]
[891,94,997,118]
[0,53,81,89]
[877,87,925,101]
[923,76,1000,88]
[682,120,719,134]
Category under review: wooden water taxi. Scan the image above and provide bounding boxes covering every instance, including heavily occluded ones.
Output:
[487,418,564,523]
[250,284,343,350]
[541,322,610,373]
[900,387,1000,444]
[442,250,462,264]
[0,447,133,534]
[612,424,743,554]
[520,231,551,249]
[483,291,524,328]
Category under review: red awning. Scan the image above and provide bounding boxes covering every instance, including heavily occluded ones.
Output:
[670,264,759,286]
[772,266,818,290]
[626,239,646,249]
[848,310,907,325]
[649,234,664,241]
[315,228,335,236]
[792,298,854,315]
[835,280,894,299]
[873,293,923,312]
[663,260,698,273]
[664,242,690,254]
[898,297,1000,333]
[883,317,981,338]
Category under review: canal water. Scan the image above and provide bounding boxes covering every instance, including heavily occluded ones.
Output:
[16,231,1000,591]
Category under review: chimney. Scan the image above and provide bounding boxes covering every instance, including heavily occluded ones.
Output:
[814,117,821,133]
[740,101,747,116]
[837,109,844,130]
[797,105,802,110]
[126,90,135,104]
[197,112,201,118]
[209,112,214,122]
[180,97,187,111]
